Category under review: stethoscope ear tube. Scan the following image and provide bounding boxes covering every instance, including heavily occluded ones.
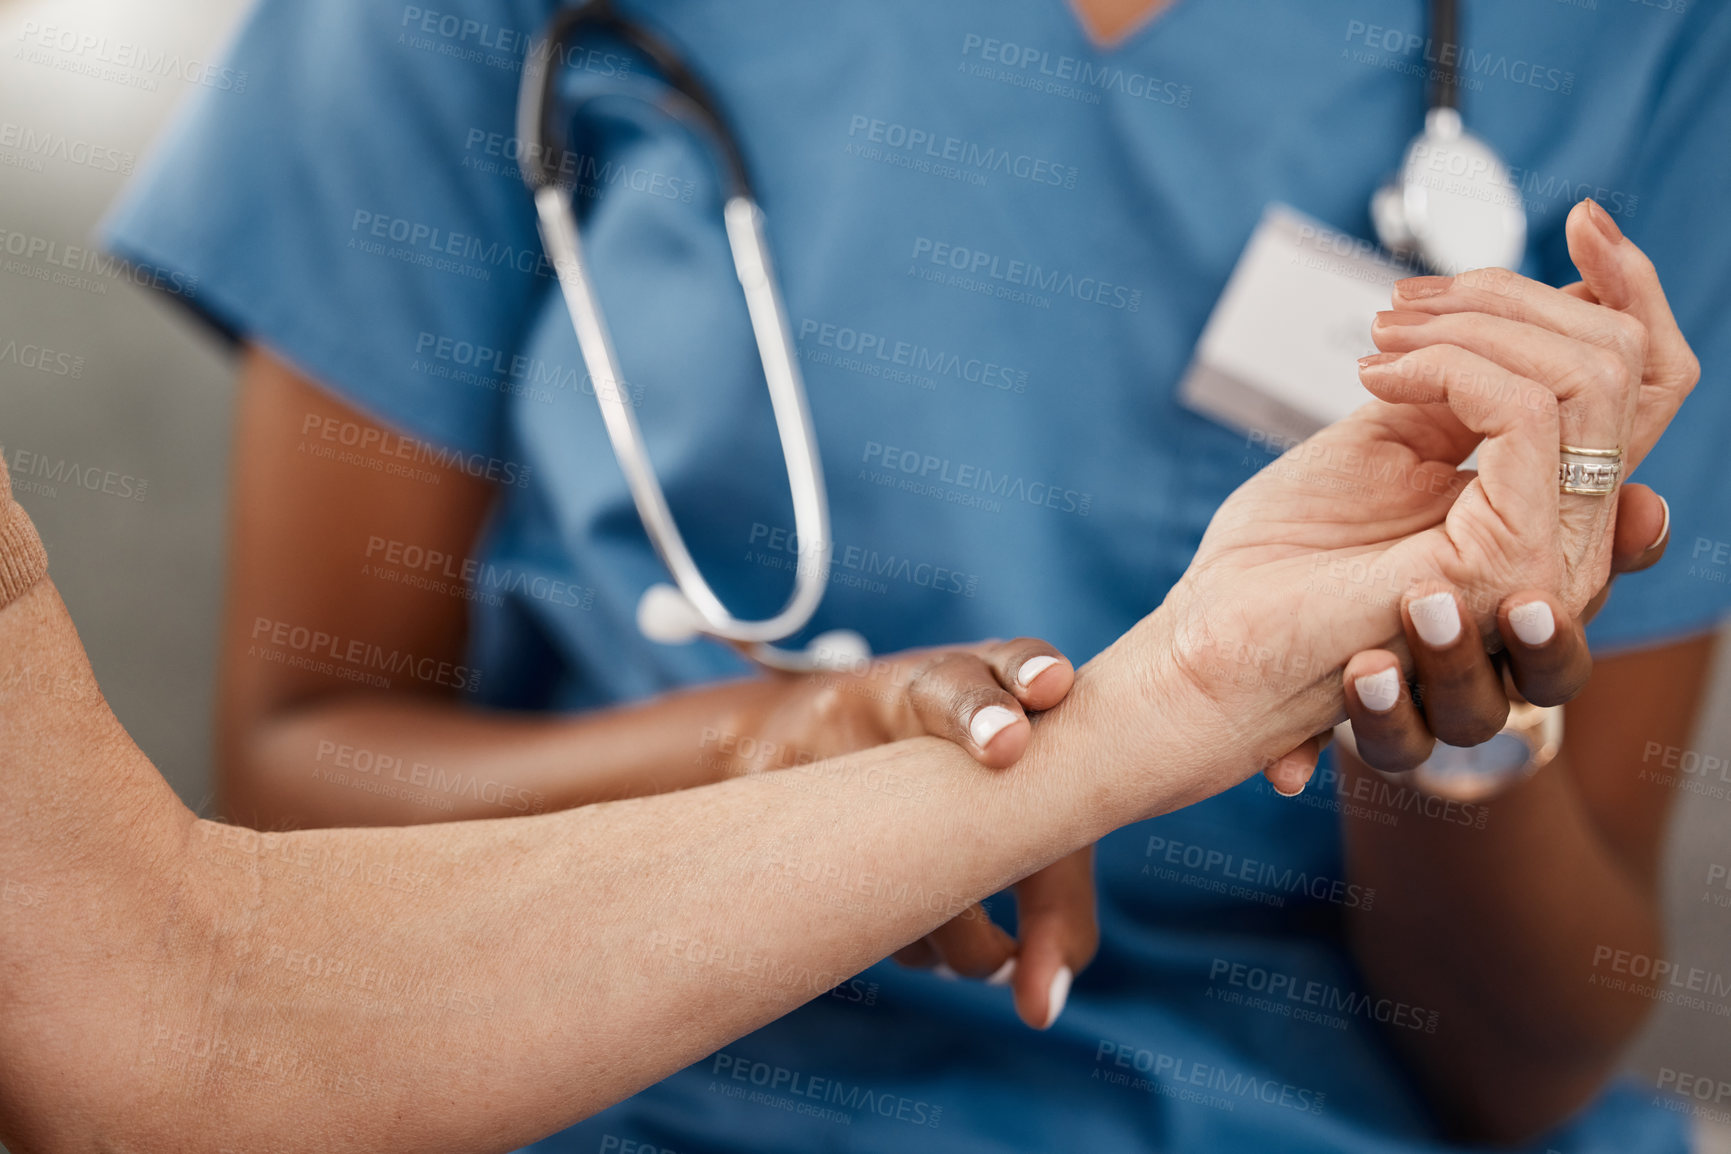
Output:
[1428,0,1460,113]
[522,7,858,672]
[516,1,595,192]
[518,0,750,198]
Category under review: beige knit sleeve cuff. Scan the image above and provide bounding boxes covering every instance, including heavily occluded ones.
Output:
[0,457,49,607]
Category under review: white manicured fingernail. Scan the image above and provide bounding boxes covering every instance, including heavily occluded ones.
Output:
[1016,655,1060,690]
[1653,496,1671,550]
[1355,668,1402,713]
[1410,593,1462,648]
[969,705,1018,749]
[1043,966,1073,1029]
[987,959,1016,987]
[1271,777,1306,799]
[932,964,959,981]
[1509,601,1555,647]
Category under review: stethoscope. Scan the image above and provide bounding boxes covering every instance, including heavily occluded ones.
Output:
[517,0,1525,675]
[517,0,868,673]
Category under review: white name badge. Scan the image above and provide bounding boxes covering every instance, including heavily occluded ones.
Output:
[1179,203,1412,447]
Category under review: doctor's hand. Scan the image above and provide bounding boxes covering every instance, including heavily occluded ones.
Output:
[717,639,1097,1029]
[1338,492,1670,774]
[1267,496,1667,786]
[720,639,1076,774]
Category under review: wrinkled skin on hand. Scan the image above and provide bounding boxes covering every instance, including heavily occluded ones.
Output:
[1109,202,1697,799]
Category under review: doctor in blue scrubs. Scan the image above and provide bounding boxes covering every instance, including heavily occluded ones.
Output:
[106,0,1731,1150]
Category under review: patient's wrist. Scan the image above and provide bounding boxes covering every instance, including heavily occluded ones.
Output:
[1026,601,1337,832]
[1012,608,1222,834]
[0,460,50,608]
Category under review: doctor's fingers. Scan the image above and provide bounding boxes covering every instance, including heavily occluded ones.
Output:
[920,904,1019,981]
[1009,848,1098,1030]
[1343,651,1433,774]
[1399,588,1510,747]
[1357,345,1561,562]
[1579,484,1671,625]
[1261,732,1332,798]
[1343,588,1513,772]
[1344,590,1510,765]
[1612,485,1671,575]
[1495,592,1593,708]
[1347,503,1660,765]
[980,637,1075,712]
[907,641,1074,770]
[892,849,1099,1011]
[1343,592,1593,775]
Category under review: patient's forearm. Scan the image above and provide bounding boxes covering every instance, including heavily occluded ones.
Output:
[0,569,1168,1153]
[183,730,1112,1150]
[0,452,1333,1151]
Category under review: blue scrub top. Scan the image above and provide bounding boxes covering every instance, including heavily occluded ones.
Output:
[107,2,1731,1151]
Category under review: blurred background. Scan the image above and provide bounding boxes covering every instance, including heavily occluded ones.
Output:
[1,0,1726,1149]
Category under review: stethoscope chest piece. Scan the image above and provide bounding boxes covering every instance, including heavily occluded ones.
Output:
[1373,106,1527,276]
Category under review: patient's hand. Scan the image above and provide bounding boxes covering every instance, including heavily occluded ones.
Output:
[1100,201,1697,801]
[1329,201,1696,771]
